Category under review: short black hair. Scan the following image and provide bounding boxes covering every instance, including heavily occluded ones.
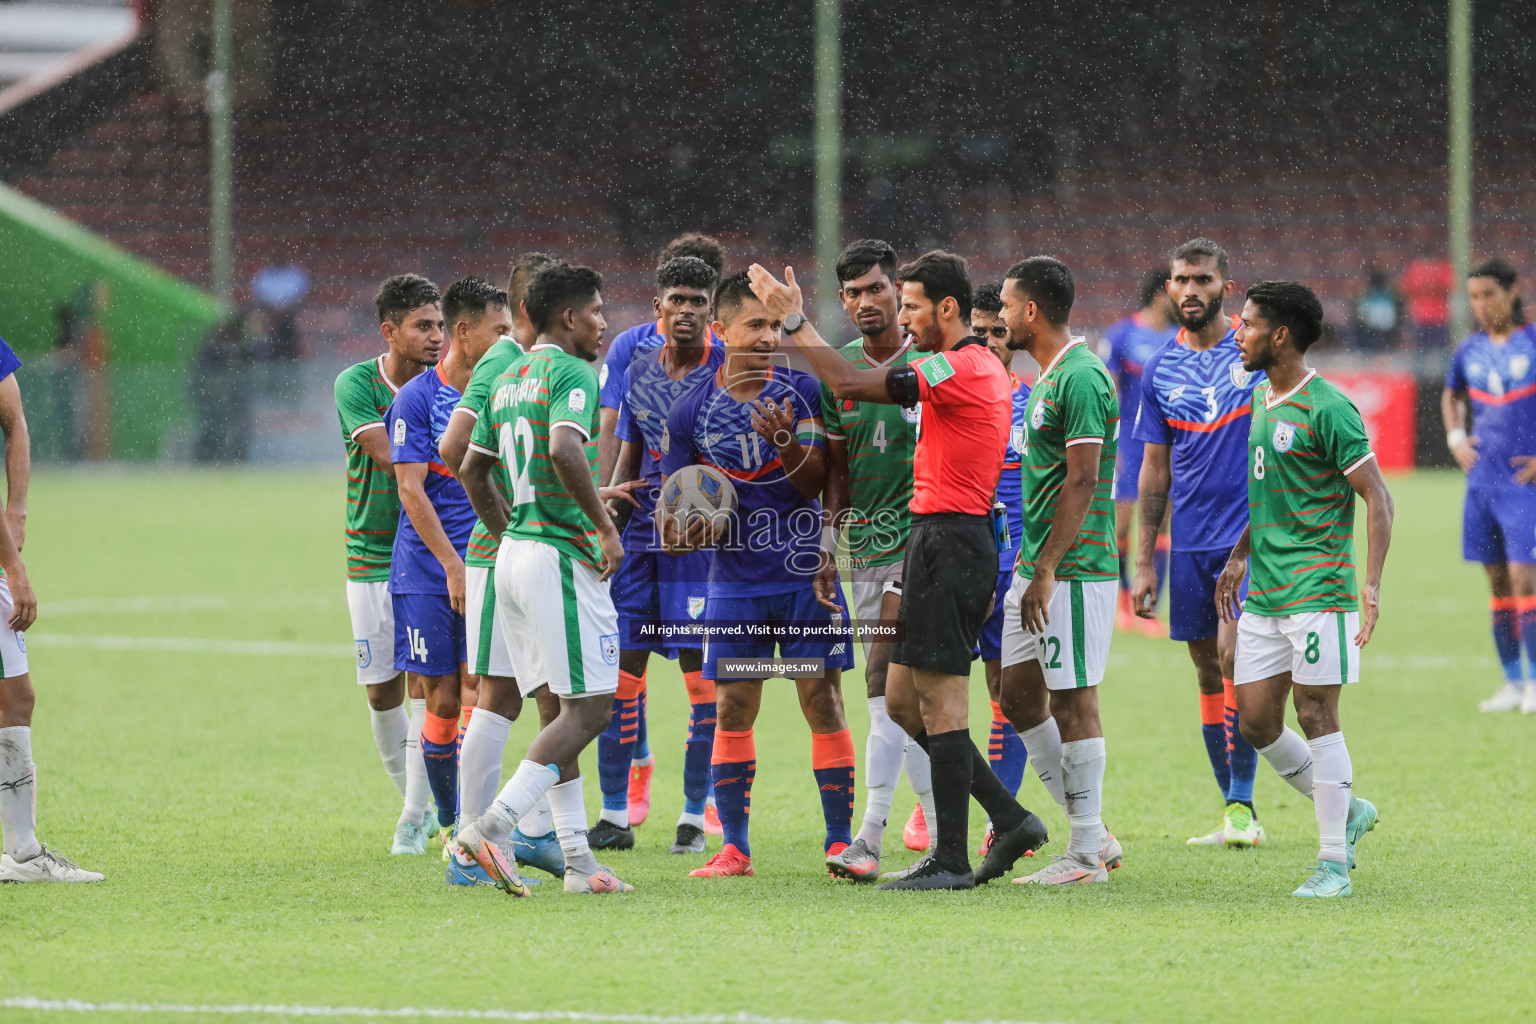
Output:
[506,252,556,310]
[1470,257,1518,290]
[712,271,761,326]
[442,276,507,328]
[972,283,1003,315]
[897,250,972,321]
[656,256,717,296]
[836,238,898,285]
[1140,268,1171,308]
[1246,280,1324,352]
[1171,237,1230,279]
[524,262,603,334]
[1004,256,1075,326]
[660,233,725,277]
[375,273,440,325]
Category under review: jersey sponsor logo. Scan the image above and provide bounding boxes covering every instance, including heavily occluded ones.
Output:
[704,432,724,447]
[1168,384,1187,402]
[393,418,406,445]
[568,388,587,413]
[635,407,652,421]
[355,639,372,669]
[688,595,706,619]
[841,398,856,412]
[918,353,955,386]
[1030,401,1045,430]
[1229,363,1256,389]
[599,632,619,666]
[1272,420,1297,453]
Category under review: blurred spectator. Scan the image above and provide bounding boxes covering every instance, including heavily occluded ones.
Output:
[192,309,256,464]
[1351,268,1402,352]
[1402,252,1452,351]
[251,264,308,362]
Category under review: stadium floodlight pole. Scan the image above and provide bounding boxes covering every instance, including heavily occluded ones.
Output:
[1447,0,1473,342]
[812,0,842,329]
[207,0,234,311]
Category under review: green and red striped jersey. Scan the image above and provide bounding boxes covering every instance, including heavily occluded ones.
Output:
[1245,371,1374,616]
[455,338,525,568]
[334,356,403,582]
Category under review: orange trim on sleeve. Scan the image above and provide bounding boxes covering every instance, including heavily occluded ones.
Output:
[712,729,756,765]
[811,728,856,769]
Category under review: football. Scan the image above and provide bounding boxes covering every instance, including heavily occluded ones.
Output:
[659,464,738,534]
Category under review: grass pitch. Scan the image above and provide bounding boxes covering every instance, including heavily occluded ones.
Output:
[0,468,1530,1024]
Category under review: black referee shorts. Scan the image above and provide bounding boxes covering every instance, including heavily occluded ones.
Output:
[891,512,997,677]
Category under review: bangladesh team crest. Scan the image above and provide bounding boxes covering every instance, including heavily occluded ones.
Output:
[1272,420,1297,453]
[599,633,619,666]
[355,639,372,669]
[1030,400,1045,430]
[1229,362,1256,389]
[901,403,920,424]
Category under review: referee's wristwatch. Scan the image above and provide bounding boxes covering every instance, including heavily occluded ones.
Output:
[783,313,808,334]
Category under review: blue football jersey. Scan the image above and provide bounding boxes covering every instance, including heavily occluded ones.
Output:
[0,337,21,384]
[660,365,828,596]
[616,339,727,495]
[387,365,477,594]
[1100,313,1177,429]
[996,374,1031,570]
[1447,325,1536,491]
[599,321,664,410]
[1132,318,1264,553]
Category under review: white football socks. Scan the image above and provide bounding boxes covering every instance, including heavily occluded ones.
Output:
[520,795,554,837]
[547,777,599,876]
[458,707,511,820]
[1060,736,1106,858]
[368,701,409,799]
[1257,727,1315,797]
[0,726,39,860]
[481,760,559,845]
[1308,731,1352,864]
[400,698,431,826]
[1020,717,1066,807]
[902,737,936,850]
[855,696,906,851]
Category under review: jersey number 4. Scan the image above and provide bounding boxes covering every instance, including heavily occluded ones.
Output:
[871,419,888,453]
[500,418,537,505]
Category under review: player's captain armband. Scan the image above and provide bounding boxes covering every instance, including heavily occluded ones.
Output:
[918,353,955,387]
[795,420,826,446]
[886,365,921,408]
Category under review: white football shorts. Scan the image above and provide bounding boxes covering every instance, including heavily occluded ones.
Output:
[494,537,619,699]
[1235,609,1361,687]
[346,579,397,686]
[0,577,28,679]
[1000,574,1117,690]
[465,564,516,678]
[850,559,903,657]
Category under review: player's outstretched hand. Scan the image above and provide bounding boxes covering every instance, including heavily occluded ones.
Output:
[1354,582,1379,647]
[1019,572,1054,634]
[1214,556,1247,623]
[751,398,796,448]
[597,525,625,583]
[6,568,35,632]
[1511,454,1536,485]
[600,479,647,512]
[746,264,803,321]
[813,551,841,611]
[1452,434,1479,472]
[660,512,720,555]
[1129,563,1160,619]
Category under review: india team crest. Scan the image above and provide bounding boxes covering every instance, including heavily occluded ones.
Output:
[1030,401,1045,430]
[599,633,619,666]
[1513,355,1531,381]
[688,596,706,619]
[1229,362,1256,388]
[1272,420,1297,453]
[1011,425,1025,455]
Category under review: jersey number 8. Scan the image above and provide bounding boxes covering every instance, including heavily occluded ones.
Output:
[1253,445,1266,480]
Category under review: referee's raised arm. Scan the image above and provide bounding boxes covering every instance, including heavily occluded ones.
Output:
[747,265,897,403]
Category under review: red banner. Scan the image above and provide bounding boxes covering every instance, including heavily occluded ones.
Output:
[1328,372,1417,471]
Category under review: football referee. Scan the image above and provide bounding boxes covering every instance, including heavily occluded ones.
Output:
[749,255,1048,891]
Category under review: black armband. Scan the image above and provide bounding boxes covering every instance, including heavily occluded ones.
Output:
[886,365,920,408]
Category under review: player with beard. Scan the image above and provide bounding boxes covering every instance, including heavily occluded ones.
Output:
[1131,239,1265,848]
[750,254,1049,891]
[820,240,938,882]
[596,232,727,830]
[1100,270,1177,634]
[595,256,724,855]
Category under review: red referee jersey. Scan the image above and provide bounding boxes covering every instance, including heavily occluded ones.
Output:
[910,340,1010,515]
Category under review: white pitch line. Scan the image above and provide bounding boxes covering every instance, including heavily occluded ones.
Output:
[25,634,354,658]
[41,593,340,616]
[0,1000,1059,1024]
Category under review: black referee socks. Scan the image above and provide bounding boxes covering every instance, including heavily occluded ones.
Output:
[927,729,975,870]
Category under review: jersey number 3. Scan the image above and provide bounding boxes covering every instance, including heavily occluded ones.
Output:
[500,418,537,506]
